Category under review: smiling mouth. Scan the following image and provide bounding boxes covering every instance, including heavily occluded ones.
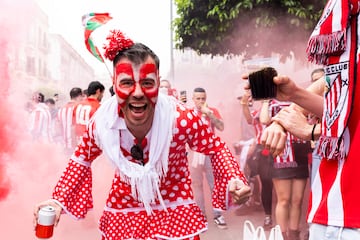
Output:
[129,103,147,113]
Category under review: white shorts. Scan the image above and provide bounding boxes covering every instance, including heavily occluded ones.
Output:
[309,223,360,240]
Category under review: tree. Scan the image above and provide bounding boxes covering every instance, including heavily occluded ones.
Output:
[173,0,326,62]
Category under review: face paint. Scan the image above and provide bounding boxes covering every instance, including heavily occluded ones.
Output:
[113,63,134,107]
[139,64,159,104]
[114,62,159,107]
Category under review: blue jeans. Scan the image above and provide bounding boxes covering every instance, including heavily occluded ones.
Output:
[189,155,222,218]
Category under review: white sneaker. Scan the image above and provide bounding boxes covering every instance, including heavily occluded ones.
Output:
[214,215,228,229]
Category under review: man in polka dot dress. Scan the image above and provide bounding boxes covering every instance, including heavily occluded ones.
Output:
[33,29,251,240]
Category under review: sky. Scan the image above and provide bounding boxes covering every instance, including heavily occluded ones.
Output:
[36,0,174,78]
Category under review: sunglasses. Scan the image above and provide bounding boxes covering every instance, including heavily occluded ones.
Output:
[130,144,144,166]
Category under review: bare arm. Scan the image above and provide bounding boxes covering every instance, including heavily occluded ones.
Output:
[239,91,253,124]
[273,75,324,117]
[259,100,271,125]
[260,77,325,156]
[201,105,224,131]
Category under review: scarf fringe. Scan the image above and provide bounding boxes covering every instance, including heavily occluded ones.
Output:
[119,171,165,215]
[316,135,346,161]
[307,30,347,64]
[274,161,298,169]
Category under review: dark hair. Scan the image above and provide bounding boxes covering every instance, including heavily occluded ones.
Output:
[113,43,160,70]
[45,98,55,105]
[36,92,45,103]
[193,87,206,93]
[109,86,115,96]
[69,87,83,99]
[87,81,105,96]
[311,68,325,75]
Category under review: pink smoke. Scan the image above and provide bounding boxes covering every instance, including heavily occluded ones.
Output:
[0,1,320,239]
[0,1,111,239]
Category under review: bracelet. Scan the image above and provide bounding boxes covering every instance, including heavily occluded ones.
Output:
[311,124,317,141]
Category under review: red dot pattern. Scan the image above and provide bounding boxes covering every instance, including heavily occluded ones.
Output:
[52,104,247,239]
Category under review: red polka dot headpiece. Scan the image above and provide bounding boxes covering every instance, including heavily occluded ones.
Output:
[103,29,134,61]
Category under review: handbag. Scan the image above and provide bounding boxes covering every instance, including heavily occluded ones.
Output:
[243,220,284,240]
[243,220,266,240]
[268,225,284,240]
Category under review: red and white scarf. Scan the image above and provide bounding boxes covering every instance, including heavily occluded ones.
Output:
[269,100,299,168]
[306,0,358,161]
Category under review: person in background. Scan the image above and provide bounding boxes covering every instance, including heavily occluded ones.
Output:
[53,93,59,103]
[33,29,251,240]
[45,98,57,120]
[308,68,325,184]
[159,79,179,99]
[28,92,52,142]
[82,89,88,98]
[239,91,274,230]
[270,70,326,240]
[253,2,360,240]
[307,68,325,185]
[73,81,105,142]
[260,98,311,240]
[109,85,115,96]
[57,87,83,154]
[189,87,228,229]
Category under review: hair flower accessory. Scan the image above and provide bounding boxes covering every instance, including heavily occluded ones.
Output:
[103,29,134,61]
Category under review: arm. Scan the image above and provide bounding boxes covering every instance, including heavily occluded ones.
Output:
[201,105,224,131]
[34,121,103,227]
[243,74,324,117]
[259,100,271,125]
[185,110,250,208]
[239,91,253,124]
[273,75,324,116]
[260,77,325,156]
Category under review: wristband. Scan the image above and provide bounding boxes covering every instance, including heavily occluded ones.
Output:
[311,124,317,141]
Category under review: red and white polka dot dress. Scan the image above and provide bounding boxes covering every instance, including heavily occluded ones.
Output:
[52,103,247,239]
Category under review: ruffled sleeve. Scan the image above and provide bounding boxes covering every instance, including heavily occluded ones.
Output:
[210,145,247,210]
[52,160,93,219]
[52,122,103,219]
[182,108,248,210]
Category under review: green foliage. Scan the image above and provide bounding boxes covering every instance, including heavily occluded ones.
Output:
[174,0,326,61]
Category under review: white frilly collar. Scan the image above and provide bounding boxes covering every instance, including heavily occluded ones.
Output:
[91,94,177,214]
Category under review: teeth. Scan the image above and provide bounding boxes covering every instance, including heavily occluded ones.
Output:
[131,104,145,107]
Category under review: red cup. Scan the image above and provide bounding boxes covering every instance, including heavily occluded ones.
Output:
[36,206,56,239]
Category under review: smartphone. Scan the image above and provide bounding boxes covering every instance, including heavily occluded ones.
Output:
[180,90,187,103]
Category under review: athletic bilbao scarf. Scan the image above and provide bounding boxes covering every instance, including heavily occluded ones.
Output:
[269,100,298,168]
[306,0,357,161]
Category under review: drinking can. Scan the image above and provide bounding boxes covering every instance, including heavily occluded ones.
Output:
[35,205,56,239]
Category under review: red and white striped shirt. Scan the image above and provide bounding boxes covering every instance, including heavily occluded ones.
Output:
[73,98,100,139]
[251,110,264,144]
[307,10,360,228]
[28,103,52,142]
[57,101,76,149]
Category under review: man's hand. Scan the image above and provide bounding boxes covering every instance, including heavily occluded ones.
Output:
[33,200,62,229]
[242,74,299,103]
[272,107,313,141]
[261,121,287,157]
[228,179,252,205]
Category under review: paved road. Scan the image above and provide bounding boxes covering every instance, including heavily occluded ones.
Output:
[200,181,310,240]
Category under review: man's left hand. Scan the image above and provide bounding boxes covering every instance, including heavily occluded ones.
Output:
[228,179,252,205]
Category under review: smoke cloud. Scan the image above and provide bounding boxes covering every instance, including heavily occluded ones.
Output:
[0,1,320,239]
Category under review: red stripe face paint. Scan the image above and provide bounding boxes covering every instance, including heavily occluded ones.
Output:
[114,61,159,107]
